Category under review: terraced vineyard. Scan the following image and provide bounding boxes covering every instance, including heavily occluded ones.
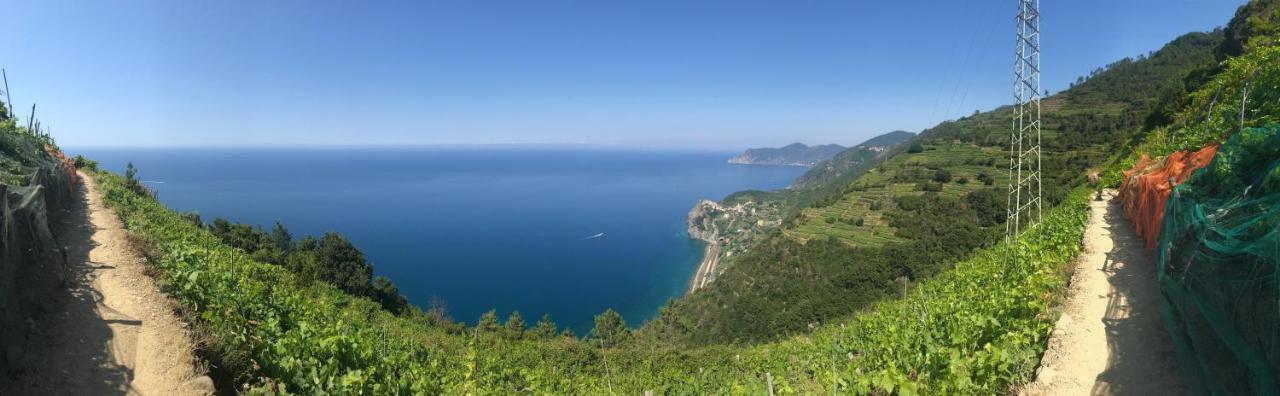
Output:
[787,142,1009,246]
[661,26,1233,347]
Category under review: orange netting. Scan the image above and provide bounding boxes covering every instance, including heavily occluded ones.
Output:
[43,145,78,194]
[1117,144,1219,250]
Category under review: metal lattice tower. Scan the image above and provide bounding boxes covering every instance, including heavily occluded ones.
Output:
[1006,0,1043,251]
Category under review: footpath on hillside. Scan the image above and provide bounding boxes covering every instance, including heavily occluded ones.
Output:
[0,173,211,395]
[1021,190,1186,395]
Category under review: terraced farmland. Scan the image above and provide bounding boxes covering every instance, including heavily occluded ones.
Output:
[786,142,1010,246]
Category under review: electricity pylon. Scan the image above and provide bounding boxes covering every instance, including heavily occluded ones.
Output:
[1006,0,1043,255]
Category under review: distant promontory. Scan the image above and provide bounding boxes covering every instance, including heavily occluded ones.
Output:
[727,143,846,167]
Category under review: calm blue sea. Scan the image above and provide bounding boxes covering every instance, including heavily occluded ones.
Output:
[70,147,804,334]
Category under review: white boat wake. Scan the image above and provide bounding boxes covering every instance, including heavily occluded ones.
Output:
[583,232,605,240]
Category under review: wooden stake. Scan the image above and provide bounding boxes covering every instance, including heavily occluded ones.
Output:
[2,69,11,119]
[1240,82,1250,130]
[765,372,775,396]
[1205,87,1221,127]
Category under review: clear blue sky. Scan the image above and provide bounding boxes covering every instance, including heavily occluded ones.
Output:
[1,0,1245,149]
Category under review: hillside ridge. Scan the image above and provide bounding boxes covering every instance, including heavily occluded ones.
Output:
[660,26,1229,346]
[727,142,846,167]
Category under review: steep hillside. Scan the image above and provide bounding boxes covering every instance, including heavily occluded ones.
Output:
[788,130,915,190]
[1218,0,1280,57]
[657,28,1227,346]
[686,130,917,283]
[728,143,846,167]
[777,30,1224,249]
[0,114,78,375]
[1101,5,1279,392]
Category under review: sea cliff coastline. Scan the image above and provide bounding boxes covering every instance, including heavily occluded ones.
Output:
[686,200,722,293]
[684,197,788,293]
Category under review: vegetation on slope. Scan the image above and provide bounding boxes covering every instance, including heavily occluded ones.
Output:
[1105,0,1279,184]
[114,162,437,322]
[201,216,412,314]
[76,1,1277,392]
[686,130,916,276]
[653,27,1227,346]
[1219,0,1280,58]
[1102,3,1280,392]
[0,99,80,376]
[96,169,604,393]
[787,130,915,190]
[0,120,62,187]
[95,162,1095,393]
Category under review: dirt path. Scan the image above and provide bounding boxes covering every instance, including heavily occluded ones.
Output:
[1022,190,1187,395]
[1,173,212,395]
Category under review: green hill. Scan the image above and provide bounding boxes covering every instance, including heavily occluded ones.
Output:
[685,130,918,281]
[728,142,847,167]
[788,130,915,190]
[655,27,1227,346]
[7,0,1276,393]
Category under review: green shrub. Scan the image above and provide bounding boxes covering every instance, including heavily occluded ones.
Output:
[72,154,98,171]
[933,169,952,183]
[917,181,944,192]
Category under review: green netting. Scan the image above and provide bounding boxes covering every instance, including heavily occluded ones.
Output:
[1158,124,1280,395]
[0,125,76,374]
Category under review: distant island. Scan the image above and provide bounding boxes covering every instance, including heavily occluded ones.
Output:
[727,143,847,167]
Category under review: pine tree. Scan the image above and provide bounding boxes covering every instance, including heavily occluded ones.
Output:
[125,162,142,194]
[372,276,407,313]
[271,221,293,253]
[534,314,558,339]
[504,311,525,339]
[590,309,629,348]
[477,309,500,332]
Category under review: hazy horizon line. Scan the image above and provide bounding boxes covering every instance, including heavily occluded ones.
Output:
[60,141,761,152]
[61,140,867,152]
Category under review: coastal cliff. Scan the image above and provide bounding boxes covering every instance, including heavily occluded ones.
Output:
[685,197,785,292]
[686,200,723,243]
[688,131,916,292]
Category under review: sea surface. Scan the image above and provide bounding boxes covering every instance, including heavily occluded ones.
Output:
[72,146,805,334]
